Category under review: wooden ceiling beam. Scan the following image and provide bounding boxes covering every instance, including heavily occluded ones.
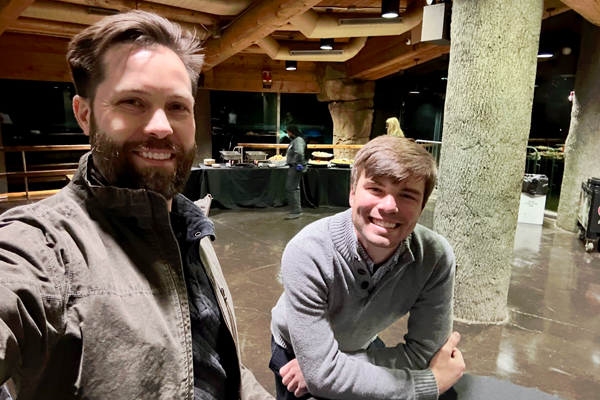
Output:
[52,0,134,12]
[558,0,600,24]
[136,2,218,26]
[7,17,87,38]
[347,30,450,80]
[21,0,104,26]
[201,0,324,71]
[22,0,216,29]
[0,0,36,36]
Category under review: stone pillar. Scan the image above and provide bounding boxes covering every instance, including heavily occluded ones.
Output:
[556,21,600,232]
[317,63,375,159]
[433,0,543,323]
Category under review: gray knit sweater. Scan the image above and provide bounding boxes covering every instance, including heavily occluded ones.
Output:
[270,209,455,400]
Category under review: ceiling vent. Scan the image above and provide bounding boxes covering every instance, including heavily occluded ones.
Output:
[339,18,403,25]
[289,49,344,56]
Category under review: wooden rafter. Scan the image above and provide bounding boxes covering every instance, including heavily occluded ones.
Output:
[559,0,600,24]
[201,0,324,71]
[7,17,87,37]
[347,30,450,81]
[0,0,36,35]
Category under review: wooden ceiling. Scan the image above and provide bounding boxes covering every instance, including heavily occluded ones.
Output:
[0,0,586,93]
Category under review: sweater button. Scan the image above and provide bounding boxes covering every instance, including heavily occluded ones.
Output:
[361,281,369,290]
[357,269,367,276]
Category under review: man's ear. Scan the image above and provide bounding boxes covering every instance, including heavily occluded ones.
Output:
[349,186,354,207]
[73,95,92,137]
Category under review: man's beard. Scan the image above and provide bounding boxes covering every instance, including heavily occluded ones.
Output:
[89,117,196,200]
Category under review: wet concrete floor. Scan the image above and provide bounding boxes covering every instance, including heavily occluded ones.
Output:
[208,197,600,400]
[1,196,598,399]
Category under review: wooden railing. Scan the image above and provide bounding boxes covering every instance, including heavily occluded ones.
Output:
[0,144,90,201]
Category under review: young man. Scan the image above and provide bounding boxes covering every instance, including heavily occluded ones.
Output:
[0,11,272,400]
[270,136,465,400]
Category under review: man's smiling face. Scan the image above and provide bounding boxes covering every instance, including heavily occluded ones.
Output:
[350,171,425,264]
[83,43,196,199]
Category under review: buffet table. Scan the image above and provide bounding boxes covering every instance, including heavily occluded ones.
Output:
[183,165,351,210]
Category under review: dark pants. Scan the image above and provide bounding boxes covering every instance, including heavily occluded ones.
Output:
[268,336,458,400]
[285,167,303,214]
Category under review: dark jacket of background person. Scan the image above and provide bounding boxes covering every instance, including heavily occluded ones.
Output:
[0,154,272,400]
[285,136,308,168]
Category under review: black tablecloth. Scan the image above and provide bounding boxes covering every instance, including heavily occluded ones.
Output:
[183,165,351,210]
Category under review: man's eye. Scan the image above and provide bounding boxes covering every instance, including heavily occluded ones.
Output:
[170,103,190,112]
[120,99,143,107]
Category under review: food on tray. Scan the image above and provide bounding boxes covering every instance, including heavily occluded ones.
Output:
[331,159,354,164]
[268,154,285,161]
[312,151,334,158]
[204,158,215,165]
[308,160,329,165]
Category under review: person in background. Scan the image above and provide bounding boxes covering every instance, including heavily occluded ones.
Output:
[229,109,238,125]
[270,136,464,399]
[284,125,307,220]
[386,117,405,137]
[0,11,272,400]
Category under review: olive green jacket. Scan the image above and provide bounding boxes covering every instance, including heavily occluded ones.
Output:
[0,154,272,400]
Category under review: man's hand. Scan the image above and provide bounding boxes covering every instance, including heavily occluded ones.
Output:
[280,359,309,397]
[430,331,465,394]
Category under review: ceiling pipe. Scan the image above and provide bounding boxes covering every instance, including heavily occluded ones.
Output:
[289,7,423,38]
[257,36,367,62]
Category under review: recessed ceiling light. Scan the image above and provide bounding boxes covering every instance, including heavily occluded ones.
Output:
[285,60,297,71]
[381,0,399,18]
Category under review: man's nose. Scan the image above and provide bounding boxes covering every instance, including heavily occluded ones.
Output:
[144,108,173,138]
[380,194,399,213]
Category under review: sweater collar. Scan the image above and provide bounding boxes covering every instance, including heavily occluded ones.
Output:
[331,208,414,264]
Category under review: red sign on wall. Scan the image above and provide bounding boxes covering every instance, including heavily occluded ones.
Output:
[263,69,272,89]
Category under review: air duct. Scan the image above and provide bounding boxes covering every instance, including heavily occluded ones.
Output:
[257,36,367,62]
[289,8,423,38]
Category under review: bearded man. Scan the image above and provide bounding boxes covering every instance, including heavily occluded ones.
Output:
[0,11,272,400]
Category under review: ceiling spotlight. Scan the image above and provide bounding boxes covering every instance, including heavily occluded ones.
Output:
[381,0,400,19]
[286,60,297,71]
[320,38,334,50]
[562,47,572,56]
[537,53,553,59]
[212,24,222,39]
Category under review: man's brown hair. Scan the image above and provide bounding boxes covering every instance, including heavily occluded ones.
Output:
[67,10,204,99]
[351,136,438,207]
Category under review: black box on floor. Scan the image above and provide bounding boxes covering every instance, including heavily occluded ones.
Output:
[522,174,549,196]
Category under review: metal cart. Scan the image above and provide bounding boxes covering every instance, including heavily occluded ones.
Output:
[577,177,600,252]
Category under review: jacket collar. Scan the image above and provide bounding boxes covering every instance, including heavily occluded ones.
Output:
[69,152,215,240]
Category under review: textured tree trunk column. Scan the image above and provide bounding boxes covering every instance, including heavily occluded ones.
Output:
[556,21,600,232]
[316,63,375,159]
[433,0,543,323]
